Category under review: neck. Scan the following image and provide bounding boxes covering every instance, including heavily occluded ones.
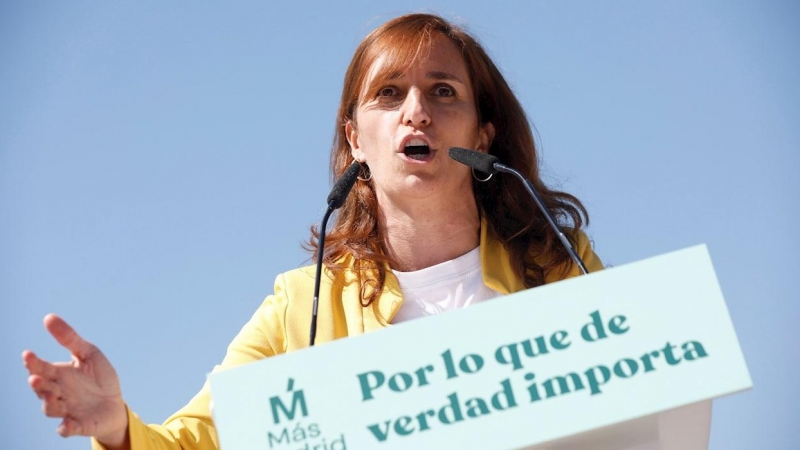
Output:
[378,197,481,272]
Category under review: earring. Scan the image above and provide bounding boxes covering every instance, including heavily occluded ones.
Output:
[357,162,372,182]
[472,168,493,182]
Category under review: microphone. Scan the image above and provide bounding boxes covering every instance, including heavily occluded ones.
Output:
[310,162,361,347]
[327,162,361,209]
[449,147,589,275]
[449,147,500,175]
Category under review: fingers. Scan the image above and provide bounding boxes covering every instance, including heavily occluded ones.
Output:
[23,351,67,419]
[29,374,61,397]
[22,350,58,379]
[58,416,84,437]
[27,373,66,417]
[24,351,69,420]
[43,395,68,418]
[43,314,98,360]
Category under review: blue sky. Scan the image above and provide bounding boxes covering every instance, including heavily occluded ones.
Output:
[2,1,798,449]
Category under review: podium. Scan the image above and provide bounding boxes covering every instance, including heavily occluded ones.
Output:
[523,400,712,449]
[208,245,751,449]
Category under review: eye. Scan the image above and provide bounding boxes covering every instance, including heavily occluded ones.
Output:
[377,86,399,97]
[433,85,455,97]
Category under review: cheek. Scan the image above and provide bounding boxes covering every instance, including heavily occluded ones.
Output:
[442,107,479,129]
[359,115,394,149]
[358,129,380,155]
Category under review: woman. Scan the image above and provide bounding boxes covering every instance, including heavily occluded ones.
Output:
[23,13,602,450]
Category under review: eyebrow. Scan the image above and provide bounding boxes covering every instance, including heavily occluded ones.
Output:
[385,70,466,84]
[426,71,465,84]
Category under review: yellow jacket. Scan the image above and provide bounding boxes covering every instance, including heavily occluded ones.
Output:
[93,226,602,450]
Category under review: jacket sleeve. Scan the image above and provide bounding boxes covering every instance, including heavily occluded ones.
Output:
[92,275,290,450]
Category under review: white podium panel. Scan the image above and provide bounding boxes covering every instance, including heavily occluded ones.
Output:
[209,246,751,450]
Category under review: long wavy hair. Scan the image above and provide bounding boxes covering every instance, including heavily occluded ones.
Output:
[308,13,588,306]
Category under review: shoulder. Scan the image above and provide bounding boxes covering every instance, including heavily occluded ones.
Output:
[570,229,595,260]
[275,264,317,291]
[542,228,604,283]
[571,229,604,272]
[273,258,357,295]
[262,259,360,322]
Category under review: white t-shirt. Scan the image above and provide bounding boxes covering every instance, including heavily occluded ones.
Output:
[391,246,501,324]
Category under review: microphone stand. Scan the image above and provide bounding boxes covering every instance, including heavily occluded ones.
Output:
[309,162,361,346]
[309,206,333,347]
[493,163,589,275]
[448,147,589,275]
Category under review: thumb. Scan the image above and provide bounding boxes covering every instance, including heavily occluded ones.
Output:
[44,314,97,360]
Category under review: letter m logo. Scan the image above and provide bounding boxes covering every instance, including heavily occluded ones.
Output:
[269,378,309,425]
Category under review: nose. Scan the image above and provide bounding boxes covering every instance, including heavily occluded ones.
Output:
[401,88,430,127]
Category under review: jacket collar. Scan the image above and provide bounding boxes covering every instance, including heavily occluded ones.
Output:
[479,220,525,295]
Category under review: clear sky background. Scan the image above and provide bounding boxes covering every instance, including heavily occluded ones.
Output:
[2,1,797,449]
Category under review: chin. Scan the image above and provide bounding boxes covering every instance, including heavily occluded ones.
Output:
[408,178,469,199]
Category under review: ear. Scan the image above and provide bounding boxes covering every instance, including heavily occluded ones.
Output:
[345,121,366,162]
[477,122,495,154]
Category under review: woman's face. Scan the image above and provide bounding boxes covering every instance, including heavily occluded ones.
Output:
[346,34,494,209]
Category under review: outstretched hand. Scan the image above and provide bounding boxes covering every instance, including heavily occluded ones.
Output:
[23,314,129,447]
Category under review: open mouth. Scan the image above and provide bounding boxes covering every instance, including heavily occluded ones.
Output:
[404,144,431,161]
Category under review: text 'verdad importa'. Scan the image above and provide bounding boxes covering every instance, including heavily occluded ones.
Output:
[356,310,708,443]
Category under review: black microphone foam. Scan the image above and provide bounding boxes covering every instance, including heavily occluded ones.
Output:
[448,147,499,174]
[327,162,361,209]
